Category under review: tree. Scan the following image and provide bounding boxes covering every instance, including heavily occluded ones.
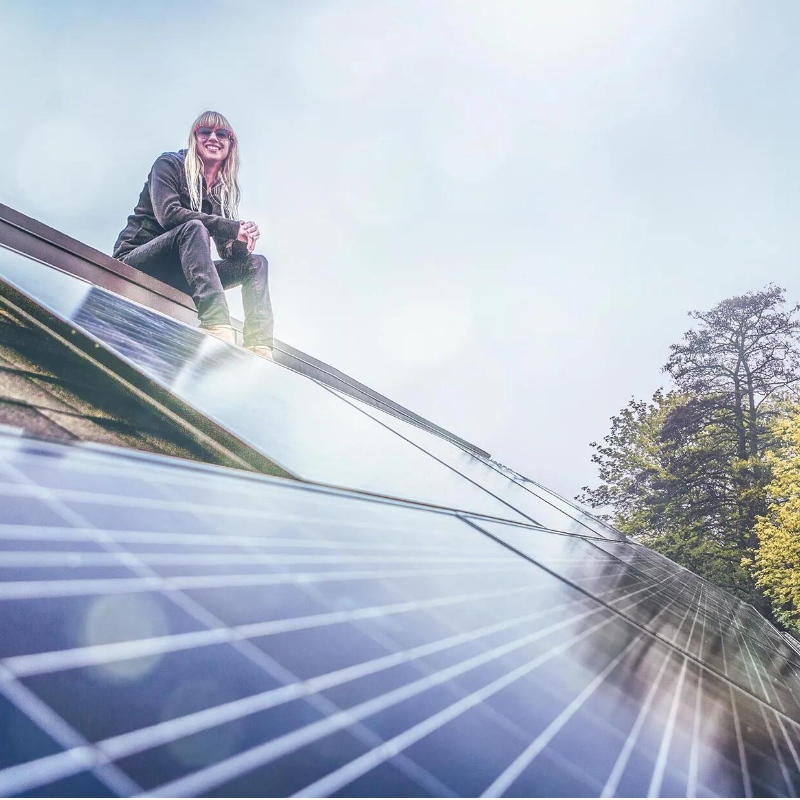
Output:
[578,389,683,533]
[580,285,800,606]
[751,407,800,632]
[578,390,753,599]
[665,284,800,550]
[648,394,758,598]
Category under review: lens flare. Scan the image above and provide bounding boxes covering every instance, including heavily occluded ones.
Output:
[82,594,169,682]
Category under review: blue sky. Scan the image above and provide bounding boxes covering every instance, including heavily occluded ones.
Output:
[4,0,800,500]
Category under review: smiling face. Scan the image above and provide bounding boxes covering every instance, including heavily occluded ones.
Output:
[194,127,232,171]
[186,112,240,208]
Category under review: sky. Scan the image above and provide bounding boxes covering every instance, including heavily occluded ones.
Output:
[4,0,800,503]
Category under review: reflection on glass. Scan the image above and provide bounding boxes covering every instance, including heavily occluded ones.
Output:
[0,430,798,797]
[468,516,800,726]
[329,389,619,537]
[503,468,624,540]
[0,250,529,522]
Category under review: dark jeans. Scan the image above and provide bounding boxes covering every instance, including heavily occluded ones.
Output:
[120,220,274,348]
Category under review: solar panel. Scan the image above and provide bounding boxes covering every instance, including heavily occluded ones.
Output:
[0,431,798,797]
[486,466,626,541]
[468,517,800,729]
[329,387,622,539]
[0,249,531,523]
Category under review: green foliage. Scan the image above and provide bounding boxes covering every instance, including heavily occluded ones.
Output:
[578,390,758,600]
[578,389,684,534]
[750,408,800,633]
[581,285,800,610]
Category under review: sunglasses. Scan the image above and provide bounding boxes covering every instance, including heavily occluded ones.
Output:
[194,126,234,142]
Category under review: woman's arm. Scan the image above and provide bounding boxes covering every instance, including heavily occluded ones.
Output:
[148,155,240,240]
[215,220,260,259]
[215,236,250,260]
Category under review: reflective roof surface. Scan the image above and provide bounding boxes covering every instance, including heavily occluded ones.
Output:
[0,246,798,797]
[0,433,798,797]
[0,250,530,523]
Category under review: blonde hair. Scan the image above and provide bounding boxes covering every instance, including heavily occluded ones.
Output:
[185,110,241,219]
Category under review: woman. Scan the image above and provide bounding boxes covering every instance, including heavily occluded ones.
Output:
[113,111,274,359]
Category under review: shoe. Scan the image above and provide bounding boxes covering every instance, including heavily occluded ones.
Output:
[245,345,274,361]
[202,325,236,345]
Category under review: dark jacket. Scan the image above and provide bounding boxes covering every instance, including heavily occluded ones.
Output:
[113,149,247,261]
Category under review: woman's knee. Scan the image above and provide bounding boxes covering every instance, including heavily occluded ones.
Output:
[177,219,210,242]
[250,254,269,273]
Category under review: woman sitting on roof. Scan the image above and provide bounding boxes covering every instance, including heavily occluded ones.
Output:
[112,110,274,360]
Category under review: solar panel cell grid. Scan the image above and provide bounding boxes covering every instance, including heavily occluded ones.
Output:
[591,540,800,663]
[469,518,800,732]
[0,592,208,660]
[0,536,108,553]
[1,432,799,796]
[16,770,117,799]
